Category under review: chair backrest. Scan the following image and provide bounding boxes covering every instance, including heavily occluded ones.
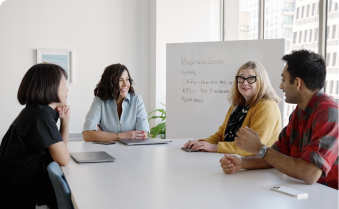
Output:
[47,162,74,209]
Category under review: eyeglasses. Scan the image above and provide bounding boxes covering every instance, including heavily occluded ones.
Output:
[236,76,257,84]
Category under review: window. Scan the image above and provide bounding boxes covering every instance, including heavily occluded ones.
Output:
[332,25,336,39]
[283,16,293,25]
[324,1,338,100]
[223,0,259,41]
[283,2,295,11]
[309,29,313,42]
[330,80,334,94]
[285,41,291,52]
[227,0,336,125]
[266,19,269,28]
[286,41,290,51]
[293,32,297,44]
[266,6,269,15]
[283,28,292,38]
[301,6,304,18]
[240,0,322,124]
[329,0,333,12]
[333,52,337,66]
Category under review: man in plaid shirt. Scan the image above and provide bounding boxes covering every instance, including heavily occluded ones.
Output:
[220,49,338,190]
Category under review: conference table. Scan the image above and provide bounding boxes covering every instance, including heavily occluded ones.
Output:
[62,139,338,209]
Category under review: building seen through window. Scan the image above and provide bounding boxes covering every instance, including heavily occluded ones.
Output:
[223,0,339,126]
[326,0,339,103]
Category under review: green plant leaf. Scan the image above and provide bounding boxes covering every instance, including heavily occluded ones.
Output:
[155,109,166,114]
[152,122,166,137]
[148,110,157,116]
[148,109,166,117]
[148,103,166,138]
[148,116,160,121]
[148,116,165,122]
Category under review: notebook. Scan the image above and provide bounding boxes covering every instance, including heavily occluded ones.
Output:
[118,138,168,146]
[70,151,115,163]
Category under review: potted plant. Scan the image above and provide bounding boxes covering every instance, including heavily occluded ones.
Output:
[148,103,166,139]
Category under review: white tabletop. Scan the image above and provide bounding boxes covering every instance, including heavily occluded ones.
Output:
[62,139,338,209]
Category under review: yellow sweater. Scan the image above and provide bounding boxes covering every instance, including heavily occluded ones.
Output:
[199,99,282,156]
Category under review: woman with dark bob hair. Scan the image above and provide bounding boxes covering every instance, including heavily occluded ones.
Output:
[83,63,149,142]
[0,63,71,208]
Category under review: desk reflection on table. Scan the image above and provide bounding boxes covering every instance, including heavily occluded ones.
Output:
[62,139,338,209]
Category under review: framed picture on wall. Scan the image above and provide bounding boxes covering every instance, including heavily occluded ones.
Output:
[37,49,73,84]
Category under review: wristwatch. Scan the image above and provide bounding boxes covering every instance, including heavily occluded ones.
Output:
[257,145,269,158]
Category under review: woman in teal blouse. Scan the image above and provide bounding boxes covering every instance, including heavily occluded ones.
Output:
[82,64,149,142]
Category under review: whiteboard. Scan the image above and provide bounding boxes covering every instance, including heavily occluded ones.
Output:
[166,39,285,139]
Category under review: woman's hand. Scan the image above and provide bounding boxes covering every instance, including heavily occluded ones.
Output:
[120,130,147,140]
[183,140,197,149]
[55,105,70,145]
[183,140,218,152]
[56,105,70,122]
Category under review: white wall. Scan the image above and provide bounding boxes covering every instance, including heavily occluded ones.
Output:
[0,0,151,139]
[155,0,220,110]
[0,0,220,140]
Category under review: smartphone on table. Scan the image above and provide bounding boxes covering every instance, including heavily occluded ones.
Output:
[93,142,116,145]
[271,186,308,198]
[181,147,199,152]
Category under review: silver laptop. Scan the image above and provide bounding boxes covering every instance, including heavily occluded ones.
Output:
[70,151,115,163]
[118,138,168,146]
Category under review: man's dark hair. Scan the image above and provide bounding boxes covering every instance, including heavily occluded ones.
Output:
[282,49,326,91]
[94,63,135,101]
[17,63,67,105]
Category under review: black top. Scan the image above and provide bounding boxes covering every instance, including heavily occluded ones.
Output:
[224,105,249,142]
[0,105,63,208]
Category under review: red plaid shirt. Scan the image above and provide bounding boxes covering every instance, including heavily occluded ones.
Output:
[272,91,338,190]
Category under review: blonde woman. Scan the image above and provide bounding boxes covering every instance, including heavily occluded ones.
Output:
[183,61,282,156]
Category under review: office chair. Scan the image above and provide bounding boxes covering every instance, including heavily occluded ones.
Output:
[47,162,74,209]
